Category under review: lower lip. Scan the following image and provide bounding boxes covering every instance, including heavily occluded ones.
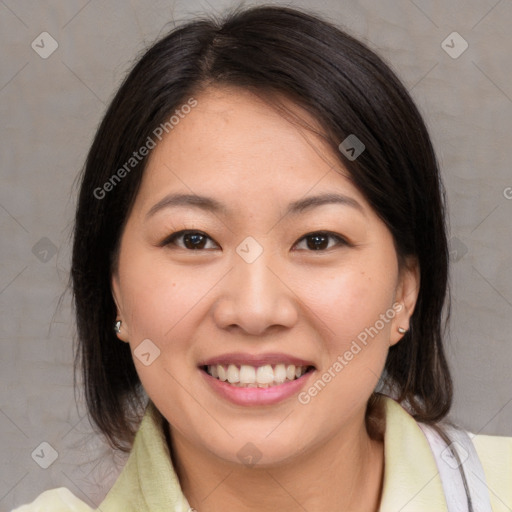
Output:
[200,368,316,406]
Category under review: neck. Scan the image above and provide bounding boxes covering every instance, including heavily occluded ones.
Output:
[168,402,385,512]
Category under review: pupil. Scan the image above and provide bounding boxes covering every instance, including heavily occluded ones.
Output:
[182,233,328,250]
[185,233,205,249]
[308,234,327,250]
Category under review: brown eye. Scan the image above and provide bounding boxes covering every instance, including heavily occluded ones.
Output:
[294,231,348,251]
[160,230,348,252]
[162,230,218,250]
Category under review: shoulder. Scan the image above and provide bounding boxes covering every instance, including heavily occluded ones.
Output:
[472,431,512,479]
[472,429,512,458]
[466,431,512,511]
[10,487,94,512]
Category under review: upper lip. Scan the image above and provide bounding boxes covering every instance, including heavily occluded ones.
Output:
[199,352,316,368]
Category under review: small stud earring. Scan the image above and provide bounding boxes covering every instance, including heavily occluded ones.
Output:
[397,326,407,334]
[114,320,122,333]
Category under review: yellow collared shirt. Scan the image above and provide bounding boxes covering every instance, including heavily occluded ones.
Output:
[11,396,512,512]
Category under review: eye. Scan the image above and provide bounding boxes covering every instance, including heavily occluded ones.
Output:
[161,230,219,250]
[293,231,349,251]
[160,230,349,252]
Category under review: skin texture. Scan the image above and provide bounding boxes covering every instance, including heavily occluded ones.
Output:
[111,86,420,512]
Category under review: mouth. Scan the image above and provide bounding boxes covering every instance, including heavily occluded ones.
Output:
[200,363,316,388]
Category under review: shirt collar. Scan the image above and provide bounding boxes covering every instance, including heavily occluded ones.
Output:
[98,400,192,512]
[98,396,448,511]
[378,396,448,512]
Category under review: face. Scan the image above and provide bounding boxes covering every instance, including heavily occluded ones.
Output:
[111,86,419,466]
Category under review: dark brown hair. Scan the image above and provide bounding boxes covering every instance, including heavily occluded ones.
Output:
[70,4,452,452]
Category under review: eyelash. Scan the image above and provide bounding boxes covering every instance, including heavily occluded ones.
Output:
[160,230,351,252]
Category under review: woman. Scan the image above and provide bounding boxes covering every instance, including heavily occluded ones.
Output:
[12,4,511,512]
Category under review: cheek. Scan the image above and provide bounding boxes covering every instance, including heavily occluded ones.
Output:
[306,266,393,332]
[117,252,222,386]
[118,249,198,336]
[117,256,204,409]
[298,259,397,376]
[295,268,395,413]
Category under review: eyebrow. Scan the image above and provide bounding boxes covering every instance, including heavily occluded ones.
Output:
[145,192,365,220]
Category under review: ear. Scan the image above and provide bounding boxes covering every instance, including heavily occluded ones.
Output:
[111,273,130,343]
[389,256,420,347]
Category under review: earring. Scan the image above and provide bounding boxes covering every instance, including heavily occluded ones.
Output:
[397,326,407,334]
[114,320,122,333]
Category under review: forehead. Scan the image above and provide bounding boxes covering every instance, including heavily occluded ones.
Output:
[135,86,368,216]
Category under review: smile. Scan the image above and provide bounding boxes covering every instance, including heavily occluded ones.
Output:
[203,363,314,388]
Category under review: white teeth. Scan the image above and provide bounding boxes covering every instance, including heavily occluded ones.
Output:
[226,364,240,383]
[256,365,274,384]
[205,363,311,387]
[218,365,227,381]
[239,364,256,384]
[274,364,287,383]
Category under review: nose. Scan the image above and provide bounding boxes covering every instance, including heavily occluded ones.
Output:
[212,248,299,336]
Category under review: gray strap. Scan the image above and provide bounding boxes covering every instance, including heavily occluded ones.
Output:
[418,423,493,512]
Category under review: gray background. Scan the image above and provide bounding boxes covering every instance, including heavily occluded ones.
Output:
[1,0,511,509]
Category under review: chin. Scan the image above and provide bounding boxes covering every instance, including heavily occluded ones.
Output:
[206,433,309,469]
